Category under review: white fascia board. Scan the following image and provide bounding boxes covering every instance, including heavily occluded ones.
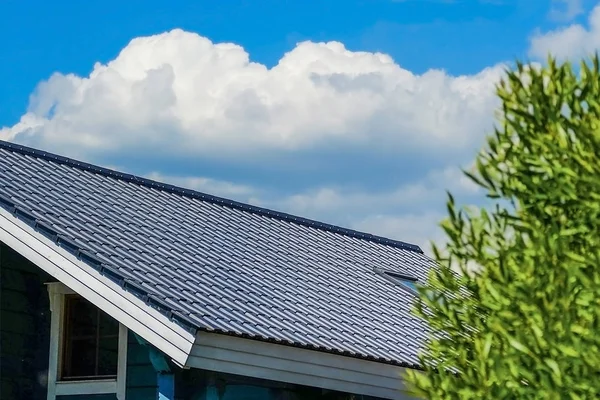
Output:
[0,207,195,366]
[188,332,417,400]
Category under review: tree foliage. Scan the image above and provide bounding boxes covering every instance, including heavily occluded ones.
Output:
[404,56,600,399]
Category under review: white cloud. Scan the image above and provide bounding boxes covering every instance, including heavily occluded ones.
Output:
[548,0,584,22]
[353,212,446,254]
[145,172,257,199]
[1,29,503,160]
[255,165,479,220]
[530,4,600,60]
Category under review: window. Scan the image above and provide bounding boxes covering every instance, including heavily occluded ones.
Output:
[62,295,120,380]
[46,282,127,400]
[374,268,419,294]
[390,276,417,292]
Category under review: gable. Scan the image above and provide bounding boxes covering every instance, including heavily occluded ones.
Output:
[0,206,195,366]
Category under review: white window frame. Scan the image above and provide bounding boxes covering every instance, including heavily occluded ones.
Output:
[46,282,128,400]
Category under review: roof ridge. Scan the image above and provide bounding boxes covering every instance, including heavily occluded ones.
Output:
[0,140,423,253]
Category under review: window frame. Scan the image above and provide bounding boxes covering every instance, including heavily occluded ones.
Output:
[46,282,128,400]
[373,267,419,294]
[61,293,121,380]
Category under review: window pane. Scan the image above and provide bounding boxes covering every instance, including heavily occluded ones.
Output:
[64,338,97,378]
[401,280,417,292]
[97,336,119,376]
[67,296,98,337]
[99,310,119,336]
[61,295,119,380]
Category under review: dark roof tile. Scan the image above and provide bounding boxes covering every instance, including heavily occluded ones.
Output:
[0,139,436,368]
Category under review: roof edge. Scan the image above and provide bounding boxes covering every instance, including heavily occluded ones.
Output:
[0,206,196,365]
[0,140,423,253]
[202,328,425,371]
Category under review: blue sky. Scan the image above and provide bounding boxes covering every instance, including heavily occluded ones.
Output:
[1,0,597,252]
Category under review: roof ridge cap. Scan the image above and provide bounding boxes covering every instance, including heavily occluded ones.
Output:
[0,140,423,253]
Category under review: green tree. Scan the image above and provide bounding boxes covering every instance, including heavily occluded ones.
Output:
[405,56,600,399]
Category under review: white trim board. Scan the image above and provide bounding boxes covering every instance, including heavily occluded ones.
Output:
[0,207,195,366]
[188,332,417,400]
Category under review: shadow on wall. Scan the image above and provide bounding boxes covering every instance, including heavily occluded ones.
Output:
[178,369,386,400]
[0,242,54,400]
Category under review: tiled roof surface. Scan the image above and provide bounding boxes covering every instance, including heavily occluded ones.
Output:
[0,140,435,368]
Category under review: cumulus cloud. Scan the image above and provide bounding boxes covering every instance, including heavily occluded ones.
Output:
[1,29,503,160]
[259,165,479,219]
[353,212,446,253]
[548,0,584,22]
[530,4,600,60]
[145,172,258,199]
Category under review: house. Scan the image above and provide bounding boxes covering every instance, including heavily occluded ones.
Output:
[0,140,435,400]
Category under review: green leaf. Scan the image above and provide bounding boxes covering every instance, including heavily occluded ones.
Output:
[544,358,562,384]
[508,337,532,355]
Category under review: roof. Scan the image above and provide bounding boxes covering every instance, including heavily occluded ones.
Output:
[0,139,435,369]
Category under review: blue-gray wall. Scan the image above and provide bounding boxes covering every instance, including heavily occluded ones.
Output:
[175,369,386,400]
[1,241,52,400]
[126,332,158,399]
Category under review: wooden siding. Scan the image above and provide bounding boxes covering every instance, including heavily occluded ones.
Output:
[0,241,53,400]
[174,368,392,400]
[56,395,117,400]
[126,331,158,399]
[187,332,413,400]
